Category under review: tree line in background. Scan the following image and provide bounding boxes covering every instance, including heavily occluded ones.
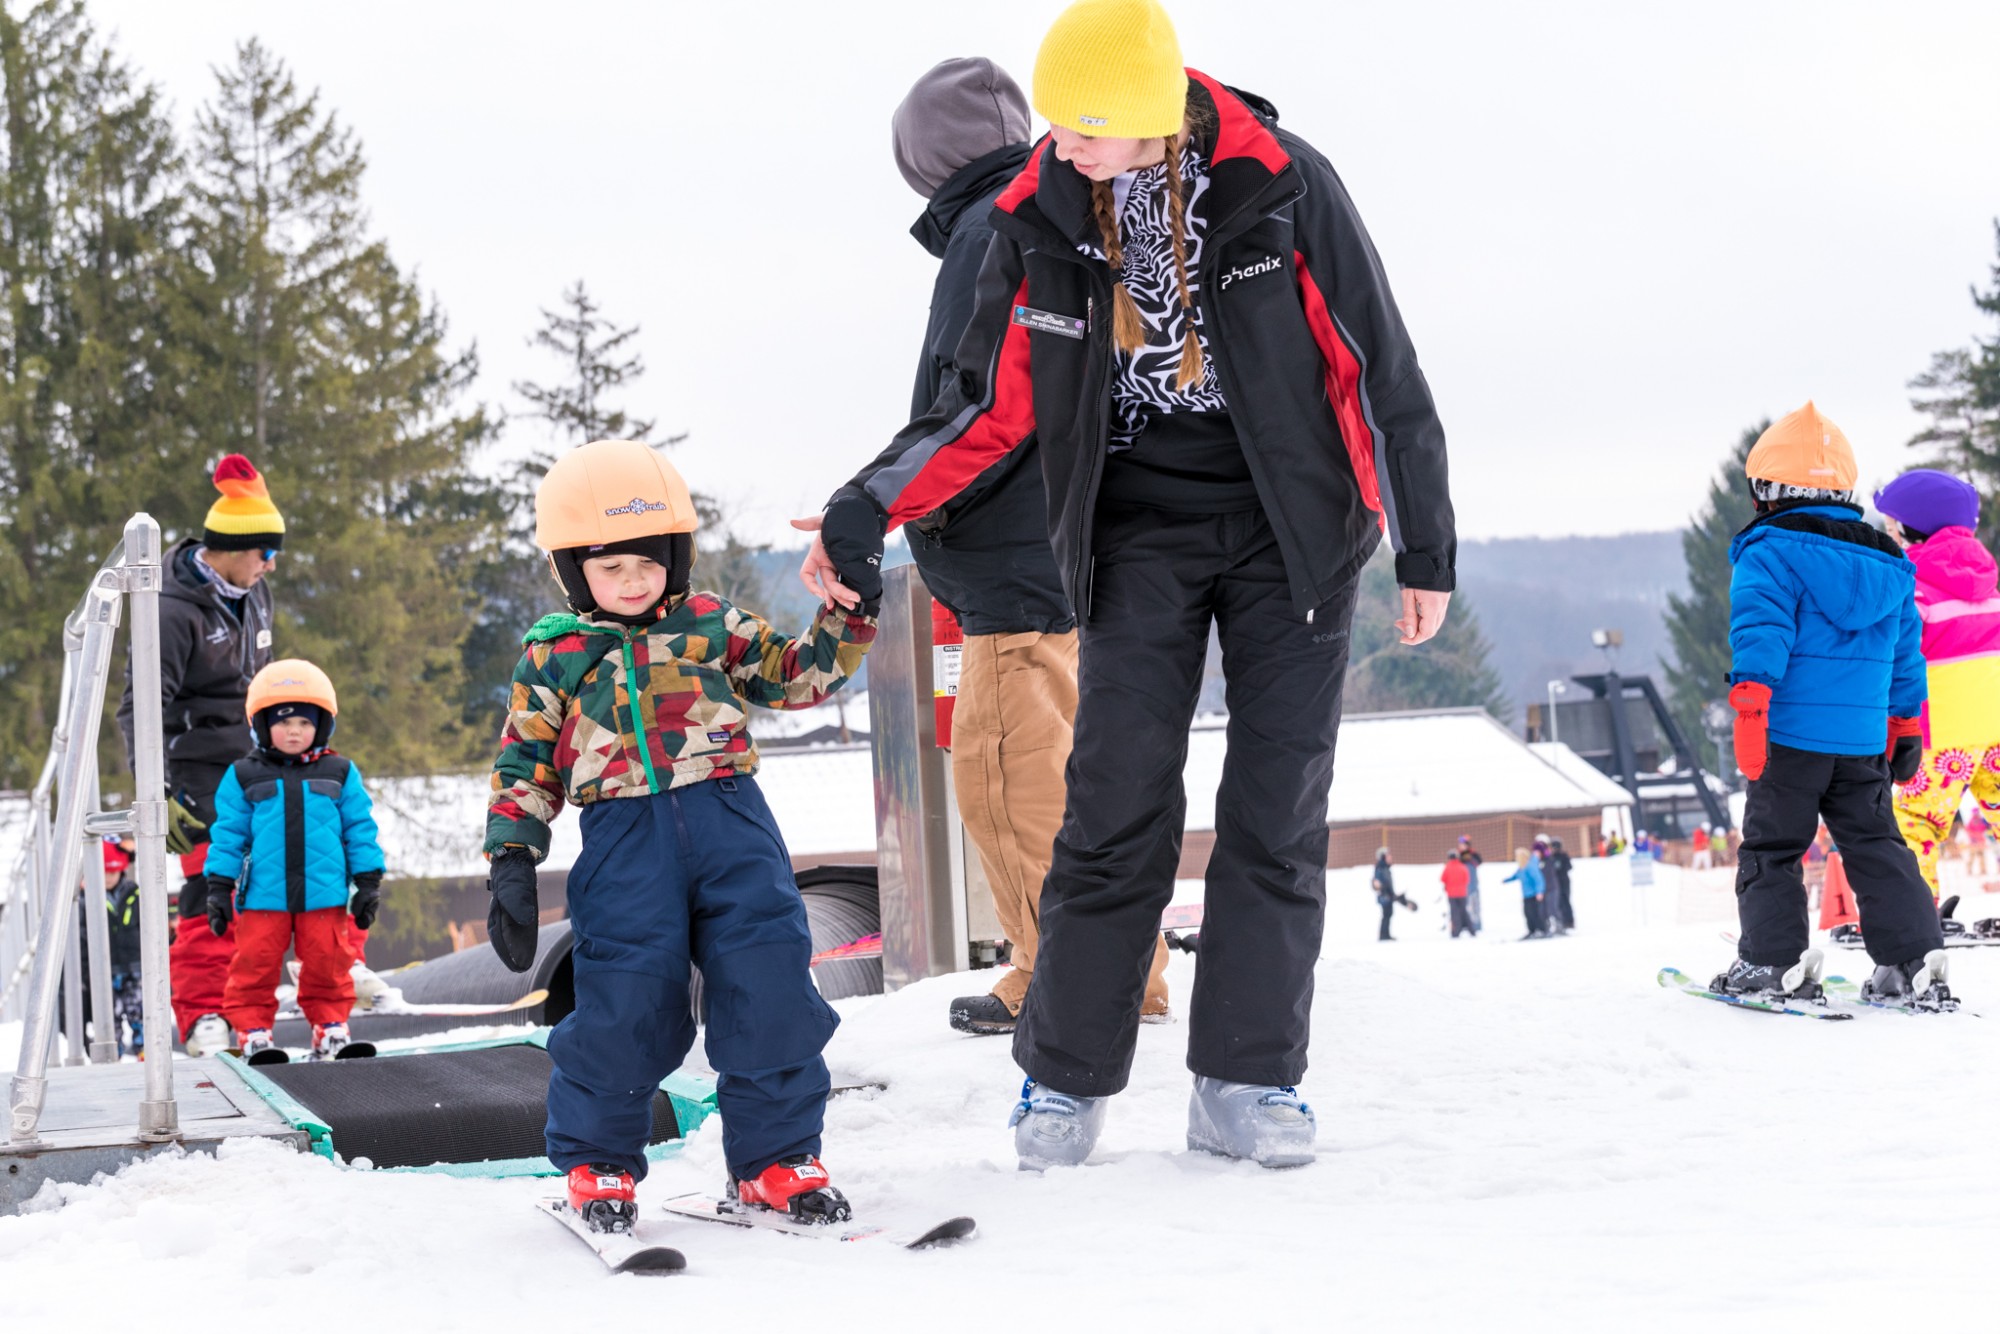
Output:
[0,1,772,791]
[1665,222,2000,774]
[0,0,1511,795]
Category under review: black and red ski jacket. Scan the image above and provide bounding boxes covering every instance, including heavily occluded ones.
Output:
[847,71,1455,617]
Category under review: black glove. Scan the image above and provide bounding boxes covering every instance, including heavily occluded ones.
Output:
[349,870,384,931]
[819,486,886,607]
[1887,719,1924,785]
[166,794,208,857]
[487,848,540,973]
[203,875,237,937]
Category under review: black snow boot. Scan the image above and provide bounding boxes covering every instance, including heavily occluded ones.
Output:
[949,993,1018,1036]
[1860,949,1956,1011]
[1712,951,1824,1000]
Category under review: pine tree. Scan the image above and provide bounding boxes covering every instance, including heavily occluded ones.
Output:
[1662,423,1761,767]
[0,1,184,786]
[512,281,657,452]
[1342,549,1509,719]
[1907,221,2000,549]
[177,40,501,777]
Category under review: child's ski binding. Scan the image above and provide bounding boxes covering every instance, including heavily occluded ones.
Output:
[566,1163,639,1234]
[728,1155,851,1225]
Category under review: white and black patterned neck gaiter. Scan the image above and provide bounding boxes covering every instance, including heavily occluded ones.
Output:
[1081,146,1228,450]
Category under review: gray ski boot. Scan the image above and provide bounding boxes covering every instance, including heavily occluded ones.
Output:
[1187,1076,1317,1169]
[1711,949,1824,1001]
[1009,1079,1106,1170]
[1860,948,1956,1011]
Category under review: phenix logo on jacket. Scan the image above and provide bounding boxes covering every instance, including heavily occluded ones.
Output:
[842,71,1455,619]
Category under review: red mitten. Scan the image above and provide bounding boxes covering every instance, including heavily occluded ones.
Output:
[1729,681,1773,781]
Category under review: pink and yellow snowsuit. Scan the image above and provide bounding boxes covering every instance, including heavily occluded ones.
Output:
[1892,526,2000,894]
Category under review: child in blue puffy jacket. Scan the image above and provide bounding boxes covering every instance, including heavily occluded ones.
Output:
[203,660,385,1059]
[1718,404,1948,1008]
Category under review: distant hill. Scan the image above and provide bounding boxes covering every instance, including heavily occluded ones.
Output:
[744,531,1693,727]
[1458,531,1687,722]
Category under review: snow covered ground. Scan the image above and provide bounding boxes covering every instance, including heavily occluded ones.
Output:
[4,858,1997,1328]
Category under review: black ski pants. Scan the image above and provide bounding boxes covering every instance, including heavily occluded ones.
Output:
[1377,898,1395,941]
[1737,744,1942,967]
[1447,897,1473,937]
[1013,505,1357,1096]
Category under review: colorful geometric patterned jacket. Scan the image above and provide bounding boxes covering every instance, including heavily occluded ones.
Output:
[485,592,876,860]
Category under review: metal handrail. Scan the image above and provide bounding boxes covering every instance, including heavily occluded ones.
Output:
[6,515,178,1145]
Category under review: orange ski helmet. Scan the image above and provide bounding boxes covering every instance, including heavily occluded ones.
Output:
[246,658,338,749]
[1744,401,1858,507]
[535,440,700,617]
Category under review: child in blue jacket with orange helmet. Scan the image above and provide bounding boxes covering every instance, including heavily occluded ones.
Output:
[203,659,385,1060]
[1717,403,1950,1008]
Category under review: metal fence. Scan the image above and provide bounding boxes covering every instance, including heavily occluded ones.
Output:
[5,515,180,1147]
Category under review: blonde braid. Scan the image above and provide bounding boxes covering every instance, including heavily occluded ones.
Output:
[1090,177,1146,354]
[1161,131,1205,391]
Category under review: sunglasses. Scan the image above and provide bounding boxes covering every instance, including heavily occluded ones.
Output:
[260,548,279,562]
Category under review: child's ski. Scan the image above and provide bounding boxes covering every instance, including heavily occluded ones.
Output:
[660,1192,974,1249]
[537,1197,686,1275]
[1656,967,1854,1021]
[1821,975,1971,1016]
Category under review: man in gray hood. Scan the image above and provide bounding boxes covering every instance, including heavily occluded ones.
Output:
[885,57,1171,1035]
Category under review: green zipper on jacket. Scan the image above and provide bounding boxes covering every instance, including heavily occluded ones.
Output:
[619,631,664,794]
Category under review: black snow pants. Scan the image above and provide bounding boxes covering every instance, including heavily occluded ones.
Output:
[1736,744,1942,967]
[1448,898,1473,937]
[1377,898,1395,941]
[1012,505,1358,1096]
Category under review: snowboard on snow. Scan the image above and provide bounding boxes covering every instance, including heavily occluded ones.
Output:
[660,1192,975,1250]
[537,1197,686,1275]
[1656,967,1854,1021]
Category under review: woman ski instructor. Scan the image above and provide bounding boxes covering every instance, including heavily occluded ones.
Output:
[798,0,1455,1169]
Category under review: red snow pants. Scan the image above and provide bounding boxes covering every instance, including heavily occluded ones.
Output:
[222,907,357,1035]
[170,845,235,1038]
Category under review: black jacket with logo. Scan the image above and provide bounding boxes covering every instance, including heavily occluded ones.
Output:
[118,537,275,770]
[850,72,1455,619]
[902,143,1075,637]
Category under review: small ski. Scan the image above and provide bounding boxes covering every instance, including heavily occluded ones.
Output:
[365,990,547,1018]
[660,1192,974,1249]
[1656,967,1854,1020]
[234,1041,377,1064]
[330,1042,377,1059]
[537,1197,686,1275]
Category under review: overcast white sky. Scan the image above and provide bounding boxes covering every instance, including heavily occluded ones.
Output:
[87,0,2000,549]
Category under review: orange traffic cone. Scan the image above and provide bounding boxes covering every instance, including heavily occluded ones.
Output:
[1818,851,1859,930]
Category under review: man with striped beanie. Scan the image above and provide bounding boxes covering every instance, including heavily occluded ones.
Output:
[118,454,282,1055]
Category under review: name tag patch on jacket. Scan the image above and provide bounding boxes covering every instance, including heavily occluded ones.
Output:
[1013,305,1087,340]
[256,629,273,649]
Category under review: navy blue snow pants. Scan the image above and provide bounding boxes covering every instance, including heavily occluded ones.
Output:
[544,776,839,1182]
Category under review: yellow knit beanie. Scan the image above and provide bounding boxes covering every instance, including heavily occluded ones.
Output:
[202,453,285,551]
[1033,0,1187,138]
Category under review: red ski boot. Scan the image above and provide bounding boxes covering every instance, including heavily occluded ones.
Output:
[730,1154,851,1224]
[565,1163,638,1234]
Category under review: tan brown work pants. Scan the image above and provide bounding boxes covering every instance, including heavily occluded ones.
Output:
[950,628,1169,1015]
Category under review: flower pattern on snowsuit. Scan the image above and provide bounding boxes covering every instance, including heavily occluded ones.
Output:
[485,592,875,860]
[1893,741,2000,897]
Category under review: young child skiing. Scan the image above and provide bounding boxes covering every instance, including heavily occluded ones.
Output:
[1717,403,1949,1007]
[1503,847,1545,939]
[203,659,385,1061]
[1871,469,2000,901]
[485,439,876,1234]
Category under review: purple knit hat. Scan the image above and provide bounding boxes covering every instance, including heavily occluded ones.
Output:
[1874,469,1979,536]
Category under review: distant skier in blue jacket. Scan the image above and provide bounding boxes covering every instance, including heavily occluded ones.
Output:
[1503,848,1546,939]
[1717,403,1949,1009]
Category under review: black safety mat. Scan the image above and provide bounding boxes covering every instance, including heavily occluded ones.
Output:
[255,1043,681,1170]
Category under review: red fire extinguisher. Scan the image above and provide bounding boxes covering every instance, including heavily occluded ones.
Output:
[931,599,963,749]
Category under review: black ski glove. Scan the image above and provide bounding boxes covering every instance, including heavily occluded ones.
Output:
[487,848,540,973]
[819,486,886,609]
[349,870,384,932]
[1886,717,1924,785]
[203,875,237,937]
